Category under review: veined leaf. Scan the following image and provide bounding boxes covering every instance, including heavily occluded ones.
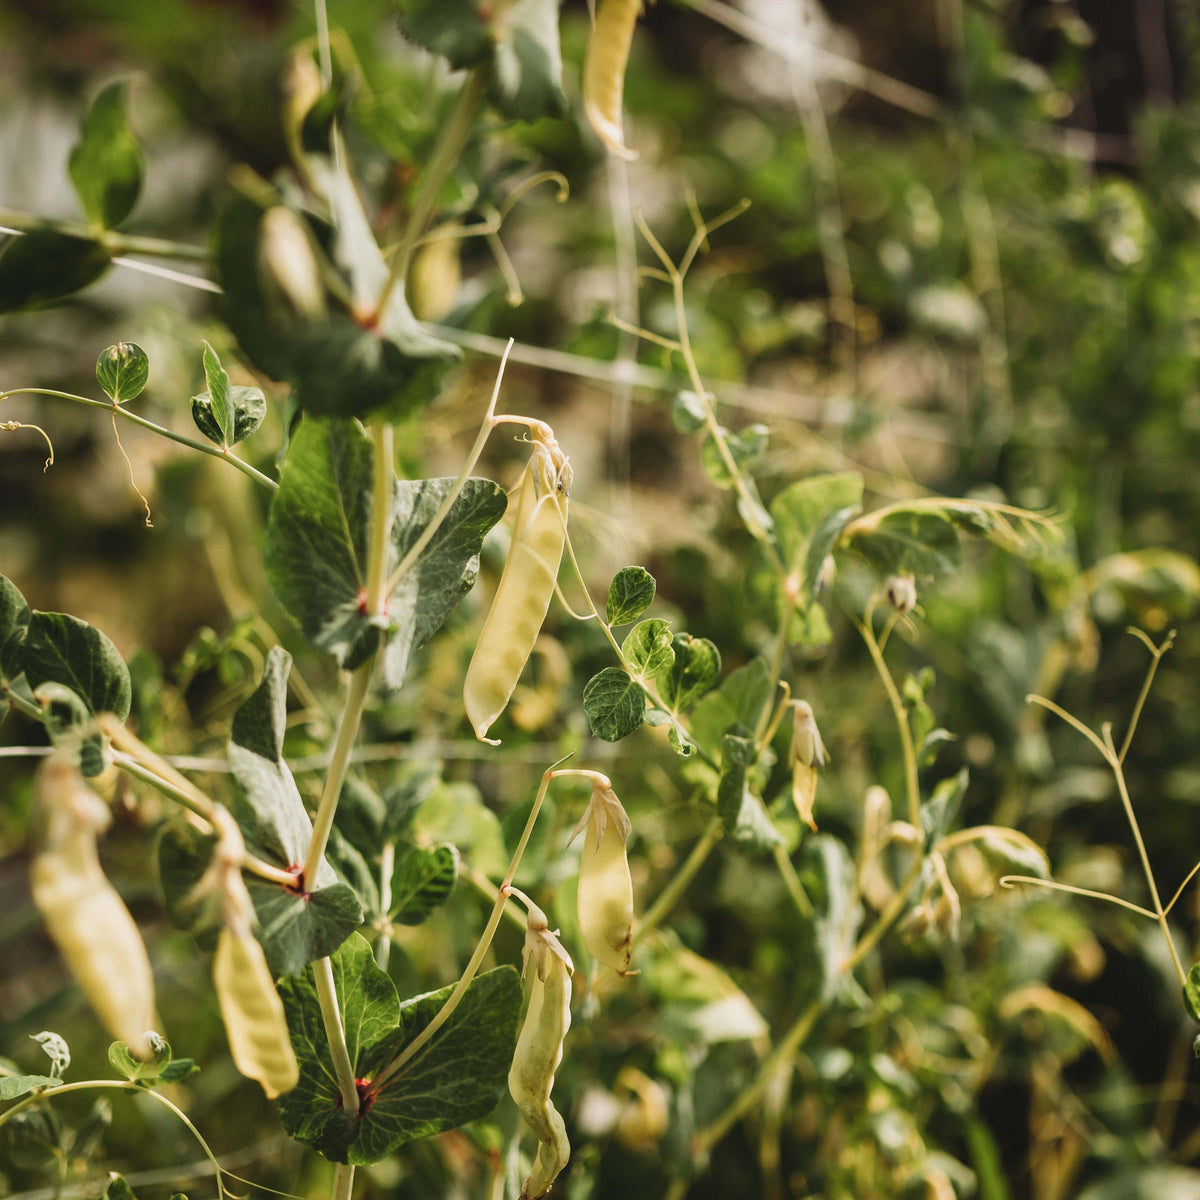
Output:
[68,80,143,229]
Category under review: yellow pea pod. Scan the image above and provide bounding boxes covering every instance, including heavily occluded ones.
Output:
[508,903,574,1200]
[464,435,570,743]
[30,757,156,1058]
[573,784,634,974]
[789,700,826,831]
[213,925,299,1099]
[583,0,643,160]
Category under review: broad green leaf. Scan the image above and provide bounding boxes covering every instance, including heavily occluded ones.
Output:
[690,657,773,754]
[844,507,961,579]
[226,648,363,974]
[582,667,646,741]
[389,844,459,925]
[658,634,721,714]
[265,418,506,686]
[382,762,443,842]
[68,80,143,228]
[31,1031,69,1078]
[156,1057,199,1083]
[488,0,568,121]
[1185,964,1200,1026]
[334,777,388,860]
[0,1075,61,1101]
[622,618,675,678]
[95,342,149,403]
[725,788,783,851]
[192,345,265,447]
[21,611,131,723]
[810,836,863,1002]
[606,566,656,627]
[5,1107,62,1170]
[0,230,110,312]
[0,574,31,683]
[279,934,520,1164]
[772,472,865,570]
[974,829,1049,880]
[411,781,507,877]
[217,188,457,420]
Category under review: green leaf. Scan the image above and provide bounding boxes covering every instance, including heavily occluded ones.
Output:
[845,507,961,579]
[107,1033,171,1084]
[100,1173,138,1200]
[582,667,647,742]
[36,682,109,777]
[5,1107,62,1169]
[671,390,708,434]
[156,1058,198,1083]
[217,187,458,420]
[192,343,265,446]
[810,836,863,1002]
[0,574,31,684]
[96,342,149,403]
[21,611,131,723]
[0,230,111,312]
[622,618,675,678]
[716,732,757,832]
[227,648,364,974]
[395,0,494,69]
[68,1097,112,1161]
[701,424,769,489]
[921,770,969,850]
[658,634,721,714]
[690,657,773,754]
[265,418,506,686]
[0,1075,61,1101]
[389,844,459,925]
[606,566,656,626]
[279,933,521,1164]
[68,80,143,228]
[974,829,1049,880]
[487,0,568,121]
[31,1031,70,1078]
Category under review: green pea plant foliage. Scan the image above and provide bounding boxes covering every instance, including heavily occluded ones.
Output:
[5,4,1200,1200]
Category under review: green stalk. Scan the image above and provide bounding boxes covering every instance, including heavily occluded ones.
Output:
[314,957,360,1116]
[0,207,210,261]
[377,70,485,316]
[0,388,277,491]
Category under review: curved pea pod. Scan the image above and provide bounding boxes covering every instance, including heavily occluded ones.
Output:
[30,756,156,1058]
[583,0,643,160]
[213,925,299,1099]
[464,437,570,744]
[572,784,634,974]
[508,904,574,1200]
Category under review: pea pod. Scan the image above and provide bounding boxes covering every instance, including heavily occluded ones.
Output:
[508,896,574,1200]
[572,782,634,975]
[464,429,570,743]
[583,0,643,160]
[30,756,156,1058]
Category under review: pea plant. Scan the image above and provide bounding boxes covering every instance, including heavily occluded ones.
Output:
[4,4,1200,1200]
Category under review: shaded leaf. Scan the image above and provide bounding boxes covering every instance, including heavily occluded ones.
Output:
[0,1075,61,1101]
[582,667,646,742]
[192,343,265,446]
[68,80,143,228]
[96,342,149,403]
[22,611,131,723]
[0,230,110,312]
[488,0,568,121]
[658,634,720,714]
[0,573,31,683]
[701,424,769,489]
[844,507,962,579]
[389,844,459,925]
[606,566,656,627]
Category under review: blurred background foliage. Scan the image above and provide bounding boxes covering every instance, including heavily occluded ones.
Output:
[4,1,1200,1198]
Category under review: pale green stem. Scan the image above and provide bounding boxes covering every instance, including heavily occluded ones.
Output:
[634,818,723,945]
[1165,860,1200,918]
[371,763,565,1092]
[303,661,373,887]
[365,423,394,615]
[378,69,485,316]
[0,1082,228,1200]
[1026,693,1109,759]
[115,756,295,887]
[1103,725,1186,986]
[375,841,396,971]
[772,843,814,918]
[3,682,44,720]
[0,388,277,491]
[842,854,924,974]
[332,1163,355,1200]
[1118,628,1174,764]
[383,340,512,596]
[854,603,921,828]
[314,957,360,1117]
[0,208,210,261]
[998,875,1156,921]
